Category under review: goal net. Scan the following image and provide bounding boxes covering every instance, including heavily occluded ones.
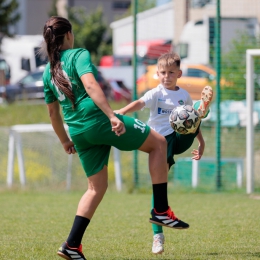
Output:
[0,124,122,191]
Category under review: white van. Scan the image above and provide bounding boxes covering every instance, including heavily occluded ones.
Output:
[1,35,47,84]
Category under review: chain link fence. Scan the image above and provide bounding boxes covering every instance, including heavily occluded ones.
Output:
[1,0,260,193]
[131,0,260,193]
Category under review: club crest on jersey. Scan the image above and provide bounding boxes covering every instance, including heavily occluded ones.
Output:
[178,100,184,105]
[158,107,172,114]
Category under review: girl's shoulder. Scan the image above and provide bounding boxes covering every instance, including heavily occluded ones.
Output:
[63,48,90,58]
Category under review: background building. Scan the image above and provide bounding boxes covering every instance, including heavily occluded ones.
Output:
[174,0,260,44]
[110,2,174,56]
[13,0,131,35]
[110,0,260,65]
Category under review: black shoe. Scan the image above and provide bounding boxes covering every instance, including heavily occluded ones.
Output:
[149,207,189,229]
[57,242,87,260]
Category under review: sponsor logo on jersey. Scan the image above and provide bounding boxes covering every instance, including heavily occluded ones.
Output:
[158,98,166,101]
[178,100,184,105]
[158,107,172,114]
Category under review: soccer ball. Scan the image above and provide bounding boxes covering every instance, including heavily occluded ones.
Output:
[169,105,200,135]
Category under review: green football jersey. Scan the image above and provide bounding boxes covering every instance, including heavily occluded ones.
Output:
[43,48,105,136]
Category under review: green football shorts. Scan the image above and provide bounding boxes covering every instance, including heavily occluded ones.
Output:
[165,125,200,169]
[71,113,150,177]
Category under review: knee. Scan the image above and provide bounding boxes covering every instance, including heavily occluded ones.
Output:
[151,134,167,154]
[88,181,108,196]
[158,134,167,149]
[96,182,108,195]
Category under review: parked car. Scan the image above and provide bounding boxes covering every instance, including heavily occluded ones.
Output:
[0,66,45,103]
[137,64,216,100]
[0,67,113,103]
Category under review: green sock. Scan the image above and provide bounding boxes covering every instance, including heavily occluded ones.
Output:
[193,100,210,118]
[151,195,163,235]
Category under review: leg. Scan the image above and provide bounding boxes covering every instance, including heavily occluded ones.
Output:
[138,129,168,184]
[150,162,170,239]
[58,166,108,260]
[76,165,108,219]
[151,195,165,255]
[81,115,185,230]
[139,131,166,254]
[138,130,169,213]
[138,129,189,229]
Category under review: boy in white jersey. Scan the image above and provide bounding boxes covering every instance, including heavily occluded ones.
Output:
[115,52,213,255]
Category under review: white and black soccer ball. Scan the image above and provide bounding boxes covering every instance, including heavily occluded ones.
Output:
[169,105,200,135]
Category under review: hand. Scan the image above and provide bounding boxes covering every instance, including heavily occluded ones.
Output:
[110,116,126,136]
[191,144,204,160]
[62,140,77,154]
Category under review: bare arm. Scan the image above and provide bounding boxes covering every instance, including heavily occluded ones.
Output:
[191,129,205,160]
[47,100,76,154]
[114,99,145,115]
[81,73,125,136]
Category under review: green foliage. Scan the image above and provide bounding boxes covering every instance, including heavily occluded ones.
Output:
[0,0,20,39]
[119,0,156,18]
[136,0,157,11]
[47,1,113,65]
[68,6,112,65]
[221,32,260,100]
[48,0,58,17]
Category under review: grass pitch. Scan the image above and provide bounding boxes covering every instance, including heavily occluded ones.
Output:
[0,190,259,260]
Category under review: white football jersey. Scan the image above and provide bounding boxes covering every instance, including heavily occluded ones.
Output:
[140,84,193,136]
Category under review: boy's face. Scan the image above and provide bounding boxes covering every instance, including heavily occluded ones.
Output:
[157,63,182,90]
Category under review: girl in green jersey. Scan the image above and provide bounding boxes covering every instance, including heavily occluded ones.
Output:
[42,16,188,260]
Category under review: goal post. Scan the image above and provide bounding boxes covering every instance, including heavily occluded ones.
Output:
[246,49,260,194]
[7,124,70,188]
[6,124,122,191]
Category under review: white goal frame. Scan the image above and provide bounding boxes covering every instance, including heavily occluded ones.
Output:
[6,124,122,191]
[246,49,260,194]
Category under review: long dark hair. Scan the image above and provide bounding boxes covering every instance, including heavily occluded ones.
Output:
[43,16,75,106]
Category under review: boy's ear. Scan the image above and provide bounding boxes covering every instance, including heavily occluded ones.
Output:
[178,70,182,78]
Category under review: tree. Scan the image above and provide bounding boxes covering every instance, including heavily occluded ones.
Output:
[221,32,260,100]
[48,0,58,17]
[119,0,156,19]
[133,0,157,12]
[0,0,20,38]
[69,6,112,64]
[47,1,112,65]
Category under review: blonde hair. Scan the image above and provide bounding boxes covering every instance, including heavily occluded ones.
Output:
[157,52,181,69]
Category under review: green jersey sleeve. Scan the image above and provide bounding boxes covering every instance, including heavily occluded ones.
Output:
[74,49,97,78]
